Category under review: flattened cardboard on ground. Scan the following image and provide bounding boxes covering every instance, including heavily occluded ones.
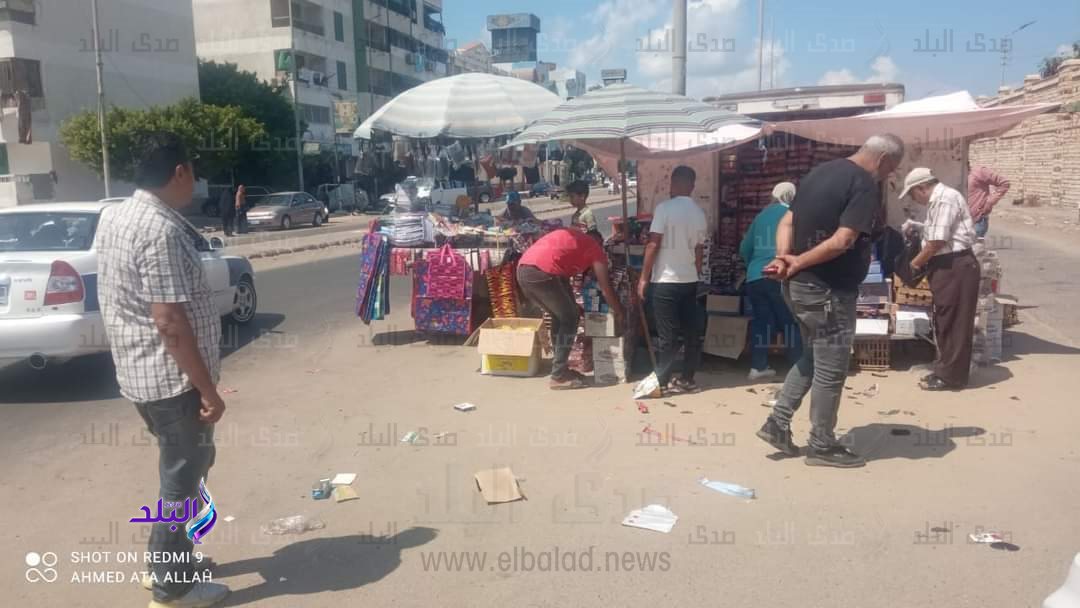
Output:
[334,485,359,502]
[474,467,525,503]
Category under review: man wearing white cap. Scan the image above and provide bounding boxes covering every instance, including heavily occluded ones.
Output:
[901,167,980,391]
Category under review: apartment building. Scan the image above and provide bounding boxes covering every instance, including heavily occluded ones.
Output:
[448,41,507,77]
[0,0,200,206]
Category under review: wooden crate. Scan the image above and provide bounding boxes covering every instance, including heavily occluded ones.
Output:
[852,337,891,371]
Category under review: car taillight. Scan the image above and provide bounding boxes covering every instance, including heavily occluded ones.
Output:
[44,260,84,306]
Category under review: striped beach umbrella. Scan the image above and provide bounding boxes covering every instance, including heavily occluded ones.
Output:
[354,73,562,139]
[507,84,754,145]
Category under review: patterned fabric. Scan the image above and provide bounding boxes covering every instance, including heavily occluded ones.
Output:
[357,233,390,323]
[571,205,598,232]
[924,182,976,255]
[413,258,474,336]
[96,190,221,402]
[967,166,1010,223]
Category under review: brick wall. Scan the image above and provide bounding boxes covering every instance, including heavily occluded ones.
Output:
[969,58,1080,208]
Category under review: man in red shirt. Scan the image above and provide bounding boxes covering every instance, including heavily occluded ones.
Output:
[518,229,625,389]
[967,166,1010,238]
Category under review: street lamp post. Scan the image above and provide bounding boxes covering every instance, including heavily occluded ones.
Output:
[91,0,111,197]
[288,1,306,192]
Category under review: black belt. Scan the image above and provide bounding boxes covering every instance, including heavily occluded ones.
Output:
[927,248,975,270]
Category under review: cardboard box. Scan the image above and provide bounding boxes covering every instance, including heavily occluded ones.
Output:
[706,295,742,315]
[476,318,543,377]
[584,312,619,337]
[702,315,751,359]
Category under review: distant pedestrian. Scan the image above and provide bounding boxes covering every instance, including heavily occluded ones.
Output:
[235,184,248,234]
[740,181,802,382]
[967,166,1010,238]
[94,131,230,607]
[567,180,597,232]
[902,167,980,391]
[219,187,235,236]
[758,134,905,468]
[638,166,708,396]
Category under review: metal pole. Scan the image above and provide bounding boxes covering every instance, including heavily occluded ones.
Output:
[757,0,765,91]
[289,1,305,192]
[91,0,111,197]
[672,0,687,95]
[769,13,776,89]
[333,131,341,184]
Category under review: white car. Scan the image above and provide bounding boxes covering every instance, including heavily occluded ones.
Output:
[0,201,257,371]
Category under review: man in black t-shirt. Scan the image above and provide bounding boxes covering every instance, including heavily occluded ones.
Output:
[756,134,905,468]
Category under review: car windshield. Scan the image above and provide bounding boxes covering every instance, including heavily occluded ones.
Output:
[254,194,293,207]
[0,212,99,252]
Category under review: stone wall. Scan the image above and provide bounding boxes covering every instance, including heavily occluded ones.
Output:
[970,58,1080,208]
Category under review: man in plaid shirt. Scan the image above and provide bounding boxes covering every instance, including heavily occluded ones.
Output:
[903,167,980,392]
[96,132,229,608]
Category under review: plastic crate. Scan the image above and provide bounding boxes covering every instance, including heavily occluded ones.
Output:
[852,337,891,371]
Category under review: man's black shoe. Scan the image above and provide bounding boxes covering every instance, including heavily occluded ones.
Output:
[805,445,866,468]
[756,418,799,457]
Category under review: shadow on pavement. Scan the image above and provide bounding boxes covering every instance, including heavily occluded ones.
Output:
[841,423,986,462]
[218,527,438,606]
[1000,329,1080,361]
[0,314,286,405]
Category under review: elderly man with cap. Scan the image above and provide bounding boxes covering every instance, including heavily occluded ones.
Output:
[901,167,980,391]
[740,181,802,381]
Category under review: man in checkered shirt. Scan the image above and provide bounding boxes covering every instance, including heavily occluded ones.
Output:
[903,167,980,392]
[95,132,229,607]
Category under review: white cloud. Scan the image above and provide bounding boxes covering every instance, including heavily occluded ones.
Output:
[818,55,899,86]
[566,0,665,70]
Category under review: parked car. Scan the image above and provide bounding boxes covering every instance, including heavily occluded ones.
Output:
[316,183,368,214]
[243,192,325,230]
[0,201,257,371]
[201,186,274,217]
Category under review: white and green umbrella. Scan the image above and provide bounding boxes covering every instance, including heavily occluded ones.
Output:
[354,73,562,140]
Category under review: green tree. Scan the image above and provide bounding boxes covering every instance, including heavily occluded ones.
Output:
[198,60,305,189]
[60,98,265,183]
[1039,41,1080,78]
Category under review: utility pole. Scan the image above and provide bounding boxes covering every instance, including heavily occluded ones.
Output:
[672,0,687,95]
[91,0,111,197]
[1000,20,1036,87]
[288,1,306,192]
[769,13,776,89]
[756,0,765,91]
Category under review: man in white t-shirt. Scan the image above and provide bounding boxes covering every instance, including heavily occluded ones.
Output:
[637,166,708,394]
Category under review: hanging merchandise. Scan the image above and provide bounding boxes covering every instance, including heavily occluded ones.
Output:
[425,244,470,299]
[447,141,466,166]
[413,256,474,336]
[356,232,391,324]
[485,262,519,318]
[520,144,538,167]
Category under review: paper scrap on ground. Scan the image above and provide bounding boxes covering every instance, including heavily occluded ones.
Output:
[699,477,756,499]
[223,515,236,523]
[970,532,1006,544]
[331,473,357,486]
[637,402,649,414]
[334,486,359,503]
[400,431,419,444]
[622,504,678,534]
[474,467,524,503]
[454,402,477,412]
[633,373,662,399]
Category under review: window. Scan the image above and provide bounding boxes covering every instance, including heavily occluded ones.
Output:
[0,212,98,252]
[0,58,43,98]
[333,11,345,42]
[270,0,289,27]
[299,103,330,125]
[0,0,36,25]
[366,22,389,53]
[336,61,348,90]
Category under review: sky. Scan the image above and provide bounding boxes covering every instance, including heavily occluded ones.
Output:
[441,0,1080,100]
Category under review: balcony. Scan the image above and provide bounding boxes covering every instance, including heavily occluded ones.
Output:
[270,0,325,36]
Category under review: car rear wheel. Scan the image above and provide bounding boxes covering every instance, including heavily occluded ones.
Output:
[313,212,323,227]
[231,276,257,324]
[281,215,292,230]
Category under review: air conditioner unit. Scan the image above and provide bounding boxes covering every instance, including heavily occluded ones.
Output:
[405,53,415,65]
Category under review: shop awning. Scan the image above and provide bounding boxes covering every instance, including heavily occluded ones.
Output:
[573,123,762,162]
[769,91,1060,147]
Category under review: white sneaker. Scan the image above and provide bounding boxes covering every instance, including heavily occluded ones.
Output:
[748,368,777,382]
[148,582,229,608]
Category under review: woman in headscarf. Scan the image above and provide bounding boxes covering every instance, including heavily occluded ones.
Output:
[739,181,803,381]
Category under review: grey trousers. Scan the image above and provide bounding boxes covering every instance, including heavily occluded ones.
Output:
[768,280,857,450]
[517,264,579,379]
[134,389,216,602]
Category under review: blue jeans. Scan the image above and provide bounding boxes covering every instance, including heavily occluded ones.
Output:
[746,279,802,371]
[974,216,989,238]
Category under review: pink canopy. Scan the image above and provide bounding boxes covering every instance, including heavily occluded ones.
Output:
[770,91,1059,148]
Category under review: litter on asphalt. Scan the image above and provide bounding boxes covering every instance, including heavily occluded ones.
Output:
[699,478,756,499]
[622,504,678,534]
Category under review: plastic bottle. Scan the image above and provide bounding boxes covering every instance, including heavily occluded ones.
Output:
[698,477,756,499]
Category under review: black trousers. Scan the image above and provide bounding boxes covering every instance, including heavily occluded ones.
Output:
[134,389,216,602]
[650,282,704,386]
[928,250,981,386]
[221,209,235,236]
